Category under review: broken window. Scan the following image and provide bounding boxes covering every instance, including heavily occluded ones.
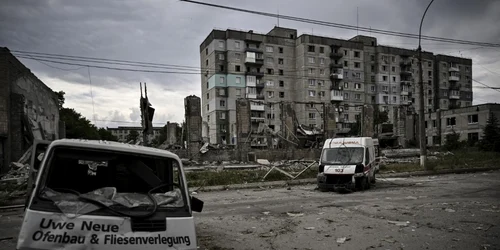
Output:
[34,147,186,217]
[446,117,456,126]
[468,114,478,124]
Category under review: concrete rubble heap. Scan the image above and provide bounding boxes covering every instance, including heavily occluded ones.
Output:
[0,147,32,205]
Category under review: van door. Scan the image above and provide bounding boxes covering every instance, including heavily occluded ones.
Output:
[25,140,51,208]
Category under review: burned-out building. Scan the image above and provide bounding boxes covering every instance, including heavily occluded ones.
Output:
[0,48,61,172]
[199,27,473,147]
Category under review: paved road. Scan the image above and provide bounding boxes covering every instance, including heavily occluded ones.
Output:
[194,171,500,250]
[1,171,499,250]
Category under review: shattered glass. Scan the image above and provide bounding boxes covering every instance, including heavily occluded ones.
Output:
[41,187,184,218]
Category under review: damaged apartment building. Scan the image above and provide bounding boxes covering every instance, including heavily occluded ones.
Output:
[199,27,473,148]
[0,48,62,172]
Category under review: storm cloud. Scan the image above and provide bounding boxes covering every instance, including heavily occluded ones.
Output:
[1,0,499,127]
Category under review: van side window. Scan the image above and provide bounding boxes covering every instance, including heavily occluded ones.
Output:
[365,148,370,165]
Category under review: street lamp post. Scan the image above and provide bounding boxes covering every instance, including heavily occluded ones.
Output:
[418,0,435,169]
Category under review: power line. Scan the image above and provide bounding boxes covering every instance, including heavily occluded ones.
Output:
[473,79,500,93]
[180,0,500,47]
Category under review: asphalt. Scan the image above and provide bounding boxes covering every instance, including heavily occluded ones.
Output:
[2,170,499,250]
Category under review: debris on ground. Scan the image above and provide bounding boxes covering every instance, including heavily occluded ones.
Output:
[256,159,271,165]
[262,211,270,215]
[445,208,456,213]
[336,237,350,244]
[286,212,304,217]
[388,220,410,227]
[304,227,315,230]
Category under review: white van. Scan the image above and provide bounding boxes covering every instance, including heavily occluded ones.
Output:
[17,139,203,250]
[317,137,377,192]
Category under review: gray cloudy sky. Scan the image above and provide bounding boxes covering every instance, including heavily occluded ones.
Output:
[1,0,499,128]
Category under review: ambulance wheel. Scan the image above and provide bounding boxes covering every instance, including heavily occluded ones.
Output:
[365,177,371,189]
[371,173,376,184]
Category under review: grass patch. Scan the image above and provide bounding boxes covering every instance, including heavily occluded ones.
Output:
[186,167,318,187]
[186,150,500,187]
[381,149,500,174]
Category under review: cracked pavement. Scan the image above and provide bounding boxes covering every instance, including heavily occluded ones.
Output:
[1,171,499,250]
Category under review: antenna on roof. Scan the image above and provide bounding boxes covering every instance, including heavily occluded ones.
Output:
[357,7,359,35]
[277,7,280,27]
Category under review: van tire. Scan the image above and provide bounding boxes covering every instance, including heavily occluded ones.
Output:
[365,177,371,189]
[371,173,376,184]
[355,177,366,191]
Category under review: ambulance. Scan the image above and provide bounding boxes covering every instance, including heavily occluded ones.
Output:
[17,139,203,250]
[317,137,377,192]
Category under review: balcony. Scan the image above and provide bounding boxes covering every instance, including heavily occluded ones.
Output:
[330,90,343,102]
[400,68,412,76]
[400,80,412,86]
[245,47,263,53]
[449,83,460,90]
[450,93,460,99]
[449,75,460,81]
[256,94,265,100]
[255,82,265,88]
[244,58,264,66]
[329,62,343,69]
[400,60,412,67]
[330,69,344,80]
[401,90,409,96]
[251,117,265,123]
[246,93,257,99]
[250,103,265,111]
[449,66,459,72]
[329,52,343,59]
[246,71,264,78]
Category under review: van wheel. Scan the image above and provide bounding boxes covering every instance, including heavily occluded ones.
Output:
[355,177,366,191]
[371,173,376,184]
[365,177,371,189]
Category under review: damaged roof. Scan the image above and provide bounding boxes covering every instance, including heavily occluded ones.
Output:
[49,139,180,159]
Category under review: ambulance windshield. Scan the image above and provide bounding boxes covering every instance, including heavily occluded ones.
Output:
[321,147,364,165]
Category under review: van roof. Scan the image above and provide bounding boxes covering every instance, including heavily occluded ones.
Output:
[49,139,180,159]
[323,137,374,148]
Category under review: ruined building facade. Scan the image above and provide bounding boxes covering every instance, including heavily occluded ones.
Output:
[0,48,61,172]
[199,27,473,146]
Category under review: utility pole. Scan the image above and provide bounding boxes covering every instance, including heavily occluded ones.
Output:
[418,0,434,169]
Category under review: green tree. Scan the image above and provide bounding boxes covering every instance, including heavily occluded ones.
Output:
[54,91,65,110]
[478,112,500,152]
[60,107,100,139]
[126,130,140,143]
[443,129,462,151]
[98,128,118,141]
[55,90,117,141]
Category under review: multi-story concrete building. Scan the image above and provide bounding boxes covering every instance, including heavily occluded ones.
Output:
[107,126,162,142]
[200,27,473,146]
[425,104,500,146]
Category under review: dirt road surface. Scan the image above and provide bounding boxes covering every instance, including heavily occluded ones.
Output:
[194,171,500,250]
[1,171,499,250]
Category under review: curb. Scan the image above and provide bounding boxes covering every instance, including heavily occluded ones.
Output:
[189,167,500,193]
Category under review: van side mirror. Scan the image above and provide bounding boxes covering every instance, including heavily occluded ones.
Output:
[191,196,204,212]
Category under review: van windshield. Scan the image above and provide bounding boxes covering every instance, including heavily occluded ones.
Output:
[321,147,365,165]
[35,147,186,217]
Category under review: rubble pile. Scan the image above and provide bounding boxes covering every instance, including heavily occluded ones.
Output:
[0,147,32,205]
